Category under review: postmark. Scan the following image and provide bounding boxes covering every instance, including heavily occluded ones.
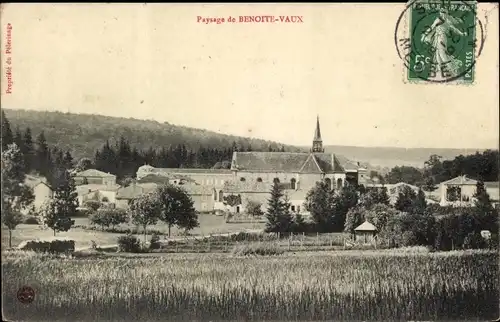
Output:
[17,285,35,304]
[395,0,484,84]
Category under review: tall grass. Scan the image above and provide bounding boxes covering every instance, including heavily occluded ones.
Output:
[2,250,498,321]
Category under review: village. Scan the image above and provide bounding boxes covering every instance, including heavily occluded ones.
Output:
[4,115,498,251]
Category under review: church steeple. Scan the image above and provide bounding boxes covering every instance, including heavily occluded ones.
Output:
[311,115,324,153]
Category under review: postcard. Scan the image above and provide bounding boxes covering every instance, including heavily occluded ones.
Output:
[1,2,499,321]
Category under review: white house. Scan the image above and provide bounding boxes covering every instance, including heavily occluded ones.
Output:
[439,175,499,207]
[22,175,53,214]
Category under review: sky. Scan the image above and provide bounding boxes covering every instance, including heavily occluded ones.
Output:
[1,3,498,149]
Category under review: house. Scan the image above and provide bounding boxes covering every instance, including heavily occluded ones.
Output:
[74,169,117,186]
[135,117,365,204]
[115,183,158,209]
[76,184,121,207]
[22,175,53,214]
[115,182,214,212]
[439,175,500,207]
[136,166,232,188]
[354,220,377,244]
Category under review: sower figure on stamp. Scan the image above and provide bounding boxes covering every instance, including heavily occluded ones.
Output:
[421,7,467,77]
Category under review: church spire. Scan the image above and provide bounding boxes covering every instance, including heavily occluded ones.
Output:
[311,115,324,153]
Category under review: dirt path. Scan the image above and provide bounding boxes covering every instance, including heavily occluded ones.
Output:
[75,229,264,251]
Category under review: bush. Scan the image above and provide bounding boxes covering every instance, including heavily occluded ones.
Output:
[23,216,40,225]
[117,234,141,253]
[108,208,128,228]
[231,242,284,256]
[17,238,75,253]
[74,207,91,217]
[84,200,102,212]
[150,234,161,250]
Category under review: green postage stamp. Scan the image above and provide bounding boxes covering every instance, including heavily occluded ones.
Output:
[395,0,483,84]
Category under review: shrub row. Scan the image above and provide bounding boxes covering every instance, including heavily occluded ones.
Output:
[17,239,75,253]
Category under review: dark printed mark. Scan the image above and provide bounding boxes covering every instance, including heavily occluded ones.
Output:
[17,286,35,304]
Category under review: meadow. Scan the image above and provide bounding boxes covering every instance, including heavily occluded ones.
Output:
[2,249,498,321]
[1,214,266,250]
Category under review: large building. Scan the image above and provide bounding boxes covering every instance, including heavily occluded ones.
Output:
[134,116,365,213]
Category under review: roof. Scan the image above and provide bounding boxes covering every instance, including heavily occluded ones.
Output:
[485,182,499,189]
[313,115,322,141]
[76,169,116,178]
[441,175,477,186]
[116,183,158,199]
[137,174,196,184]
[355,221,377,232]
[76,184,120,195]
[146,167,232,175]
[231,152,344,173]
[24,175,51,189]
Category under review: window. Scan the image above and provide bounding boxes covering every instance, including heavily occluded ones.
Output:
[240,177,246,182]
[325,178,332,190]
[273,178,280,184]
[236,206,240,213]
[337,178,343,189]
[257,177,263,182]
[219,190,223,201]
[214,191,217,201]
[291,205,296,212]
[290,178,296,190]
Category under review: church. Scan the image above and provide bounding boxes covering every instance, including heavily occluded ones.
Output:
[135,116,365,213]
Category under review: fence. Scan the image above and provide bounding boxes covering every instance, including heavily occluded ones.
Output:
[154,231,354,253]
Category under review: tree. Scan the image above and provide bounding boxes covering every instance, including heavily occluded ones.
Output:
[130,192,160,242]
[22,128,35,174]
[42,169,77,236]
[223,194,242,212]
[385,166,424,185]
[76,157,94,172]
[360,187,389,208]
[473,180,494,216]
[304,180,336,232]
[413,188,428,215]
[155,185,198,237]
[394,186,417,213]
[1,110,14,151]
[265,181,292,233]
[332,184,360,231]
[423,176,437,192]
[109,208,129,229]
[1,143,34,247]
[246,200,264,217]
[344,206,365,236]
[34,131,52,178]
[84,200,102,212]
[63,151,74,170]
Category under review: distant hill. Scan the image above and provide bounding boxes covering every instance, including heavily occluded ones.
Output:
[5,109,492,172]
[320,145,493,172]
[4,109,304,160]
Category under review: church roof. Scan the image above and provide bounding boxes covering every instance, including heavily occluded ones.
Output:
[231,152,344,173]
[314,115,322,141]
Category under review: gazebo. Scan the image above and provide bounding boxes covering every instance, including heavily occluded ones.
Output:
[354,220,377,244]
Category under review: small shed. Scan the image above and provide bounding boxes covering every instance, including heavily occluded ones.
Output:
[354,220,377,244]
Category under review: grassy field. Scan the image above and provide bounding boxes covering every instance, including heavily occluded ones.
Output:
[2,249,498,321]
[1,214,266,250]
